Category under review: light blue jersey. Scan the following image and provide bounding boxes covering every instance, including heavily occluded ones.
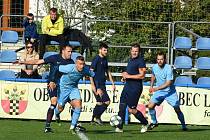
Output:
[151,64,179,107]
[59,64,94,88]
[58,64,94,107]
[152,64,173,92]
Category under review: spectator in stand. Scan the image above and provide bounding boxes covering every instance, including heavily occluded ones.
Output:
[39,7,65,58]
[22,13,39,52]
[20,41,40,79]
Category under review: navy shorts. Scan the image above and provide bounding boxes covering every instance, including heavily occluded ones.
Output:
[120,85,143,109]
[94,81,110,103]
[48,85,60,98]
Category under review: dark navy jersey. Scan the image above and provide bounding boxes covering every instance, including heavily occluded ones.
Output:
[125,56,146,86]
[44,54,74,83]
[91,55,108,84]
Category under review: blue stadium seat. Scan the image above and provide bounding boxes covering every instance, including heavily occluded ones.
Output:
[174,37,192,49]
[196,37,210,50]
[71,52,82,62]
[43,52,59,59]
[1,30,18,43]
[48,41,81,47]
[174,56,192,69]
[174,76,194,87]
[0,70,16,79]
[196,57,210,70]
[0,50,17,62]
[197,77,210,87]
[42,71,49,79]
[69,41,81,46]
[49,41,60,45]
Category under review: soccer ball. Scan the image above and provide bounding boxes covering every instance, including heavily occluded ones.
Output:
[110,115,122,127]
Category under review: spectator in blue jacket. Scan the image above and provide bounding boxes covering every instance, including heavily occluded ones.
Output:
[22,13,39,51]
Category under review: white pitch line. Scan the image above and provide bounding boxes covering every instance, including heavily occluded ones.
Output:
[76,131,89,140]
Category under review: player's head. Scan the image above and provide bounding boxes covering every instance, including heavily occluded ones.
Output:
[75,56,85,72]
[61,44,72,60]
[99,42,108,57]
[49,7,58,20]
[130,43,140,59]
[156,52,166,68]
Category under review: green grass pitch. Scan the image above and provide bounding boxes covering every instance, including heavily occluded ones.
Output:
[0,119,209,140]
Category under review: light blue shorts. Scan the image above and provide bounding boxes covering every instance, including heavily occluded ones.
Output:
[58,87,81,107]
[150,89,180,107]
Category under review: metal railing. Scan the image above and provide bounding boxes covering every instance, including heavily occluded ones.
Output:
[2,15,209,78]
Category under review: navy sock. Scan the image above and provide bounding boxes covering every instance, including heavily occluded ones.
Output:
[177,111,186,129]
[134,110,148,125]
[93,105,101,119]
[45,104,56,127]
[117,103,127,129]
[97,104,108,117]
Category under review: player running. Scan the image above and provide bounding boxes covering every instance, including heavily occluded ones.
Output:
[147,52,187,131]
[54,56,95,134]
[115,43,149,133]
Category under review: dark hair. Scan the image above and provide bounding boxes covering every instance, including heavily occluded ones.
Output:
[131,43,140,50]
[76,56,85,61]
[157,52,166,59]
[60,45,72,54]
[99,42,108,49]
[27,13,34,17]
[50,7,58,13]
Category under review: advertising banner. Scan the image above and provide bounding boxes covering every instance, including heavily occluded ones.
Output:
[0,80,209,125]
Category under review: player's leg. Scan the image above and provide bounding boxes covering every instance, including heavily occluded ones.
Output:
[91,90,103,124]
[54,105,63,124]
[147,102,158,130]
[174,107,187,130]
[92,87,110,125]
[44,88,57,133]
[166,90,187,130]
[127,90,149,133]
[70,99,82,133]
[69,88,84,134]
[115,89,127,132]
[54,88,70,127]
[147,91,164,130]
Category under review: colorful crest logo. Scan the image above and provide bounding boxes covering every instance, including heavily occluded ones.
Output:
[138,91,163,118]
[1,84,28,115]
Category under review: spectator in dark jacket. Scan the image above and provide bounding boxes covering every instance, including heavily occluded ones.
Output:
[22,13,39,51]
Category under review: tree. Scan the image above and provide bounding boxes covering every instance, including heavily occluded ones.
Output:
[84,0,210,78]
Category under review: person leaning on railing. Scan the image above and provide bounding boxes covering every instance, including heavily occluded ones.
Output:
[19,41,41,79]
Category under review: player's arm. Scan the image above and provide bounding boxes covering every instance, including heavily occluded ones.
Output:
[48,65,58,91]
[150,74,155,88]
[89,77,96,94]
[83,66,96,93]
[154,80,172,91]
[19,59,45,65]
[107,70,116,91]
[122,68,146,80]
